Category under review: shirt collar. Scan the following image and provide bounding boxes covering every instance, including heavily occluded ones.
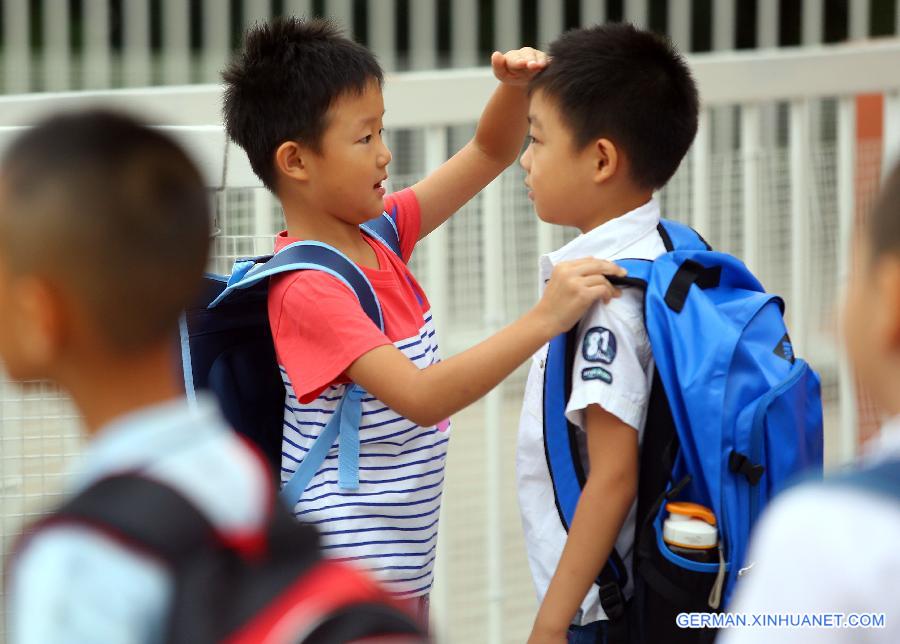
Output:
[69,394,227,491]
[539,198,661,280]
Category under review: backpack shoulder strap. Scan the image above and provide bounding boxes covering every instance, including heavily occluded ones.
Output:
[542,328,630,631]
[361,209,402,258]
[209,241,385,332]
[658,219,712,252]
[49,474,215,566]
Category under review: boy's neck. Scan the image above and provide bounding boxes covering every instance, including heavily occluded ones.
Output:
[281,199,379,268]
[577,189,654,235]
[58,344,183,437]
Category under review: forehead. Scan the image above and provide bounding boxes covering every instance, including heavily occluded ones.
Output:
[528,89,565,129]
[326,80,385,128]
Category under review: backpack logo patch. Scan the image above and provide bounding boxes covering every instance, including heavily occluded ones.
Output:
[582,366,613,384]
[583,327,617,364]
[773,333,796,364]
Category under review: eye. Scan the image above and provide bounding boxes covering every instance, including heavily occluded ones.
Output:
[359,134,373,144]
[528,134,540,145]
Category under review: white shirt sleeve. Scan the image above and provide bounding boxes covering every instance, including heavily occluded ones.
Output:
[565,288,653,432]
[9,525,170,644]
[718,484,900,644]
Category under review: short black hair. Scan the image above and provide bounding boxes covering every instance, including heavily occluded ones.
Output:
[530,23,699,190]
[222,17,384,192]
[871,161,900,259]
[0,110,210,352]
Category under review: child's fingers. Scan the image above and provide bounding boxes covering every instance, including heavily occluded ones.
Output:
[564,257,628,277]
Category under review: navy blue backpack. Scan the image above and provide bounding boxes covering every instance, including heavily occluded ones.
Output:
[543,219,824,643]
[179,212,402,508]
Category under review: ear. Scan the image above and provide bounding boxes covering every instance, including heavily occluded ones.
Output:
[13,276,68,374]
[876,255,900,352]
[592,138,619,185]
[274,140,311,185]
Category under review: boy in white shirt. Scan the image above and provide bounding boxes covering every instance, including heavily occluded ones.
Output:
[718,163,900,643]
[515,23,699,644]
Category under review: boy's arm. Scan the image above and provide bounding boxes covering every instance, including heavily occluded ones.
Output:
[346,258,623,426]
[528,404,639,644]
[412,48,547,240]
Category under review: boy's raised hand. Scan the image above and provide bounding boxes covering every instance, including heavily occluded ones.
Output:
[491,47,549,86]
[535,258,626,337]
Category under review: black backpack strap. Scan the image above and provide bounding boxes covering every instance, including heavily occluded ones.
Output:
[54,474,215,565]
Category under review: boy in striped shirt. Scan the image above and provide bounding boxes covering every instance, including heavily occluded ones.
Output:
[222,17,625,606]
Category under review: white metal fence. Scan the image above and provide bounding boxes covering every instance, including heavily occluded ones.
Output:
[2,0,900,93]
[1,40,900,642]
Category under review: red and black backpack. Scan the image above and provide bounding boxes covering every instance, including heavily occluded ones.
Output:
[16,473,427,643]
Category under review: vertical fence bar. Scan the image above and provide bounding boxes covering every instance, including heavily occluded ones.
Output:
[802,0,824,45]
[411,0,437,70]
[495,0,522,53]
[691,109,711,236]
[286,0,314,17]
[84,0,112,89]
[423,124,450,641]
[536,0,565,256]
[325,0,354,38]
[203,0,230,83]
[668,0,692,52]
[741,104,761,271]
[757,0,778,47]
[849,0,869,40]
[451,0,478,67]
[883,90,900,177]
[163,0,191,85]
[43,0,70,91]
[369,0,397,71]
[244,0,272,28]
[836,96,858,463]
[581,0,606,26]
[123,0,151,87]
[712,0,735,50]
[789,99,811,355]
[482,176,505,644]
[538,0,564,47]
[4,0,30,93]
[624,0,648,28]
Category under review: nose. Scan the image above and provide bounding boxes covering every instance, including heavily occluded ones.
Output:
[378,139,392,167]
[520,143,532,172]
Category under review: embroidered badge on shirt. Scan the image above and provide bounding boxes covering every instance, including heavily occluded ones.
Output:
[582,326,617,364]
[582,366,613,384]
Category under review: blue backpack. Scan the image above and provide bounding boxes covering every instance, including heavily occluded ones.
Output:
[543,219,824,643]
[179,212,402,509]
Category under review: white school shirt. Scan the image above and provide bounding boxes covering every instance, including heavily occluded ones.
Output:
[517,198,667,626]
[718,416,900,643]
[8,395,271,644]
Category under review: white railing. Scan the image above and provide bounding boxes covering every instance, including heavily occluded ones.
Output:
[1,41,900,643]
[1,0,899,93]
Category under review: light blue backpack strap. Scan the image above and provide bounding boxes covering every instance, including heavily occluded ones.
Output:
[337,385,367,490]
[209,241,384,331]
[279,398,344,507]
[361,209,402,257]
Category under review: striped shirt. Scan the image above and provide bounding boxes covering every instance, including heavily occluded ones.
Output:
[268,189,449,598]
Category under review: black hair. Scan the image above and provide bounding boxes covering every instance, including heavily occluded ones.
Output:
[222,17,384,192]
[530,22,699,190]
[871,161,900,259]
[0,110,210,352]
